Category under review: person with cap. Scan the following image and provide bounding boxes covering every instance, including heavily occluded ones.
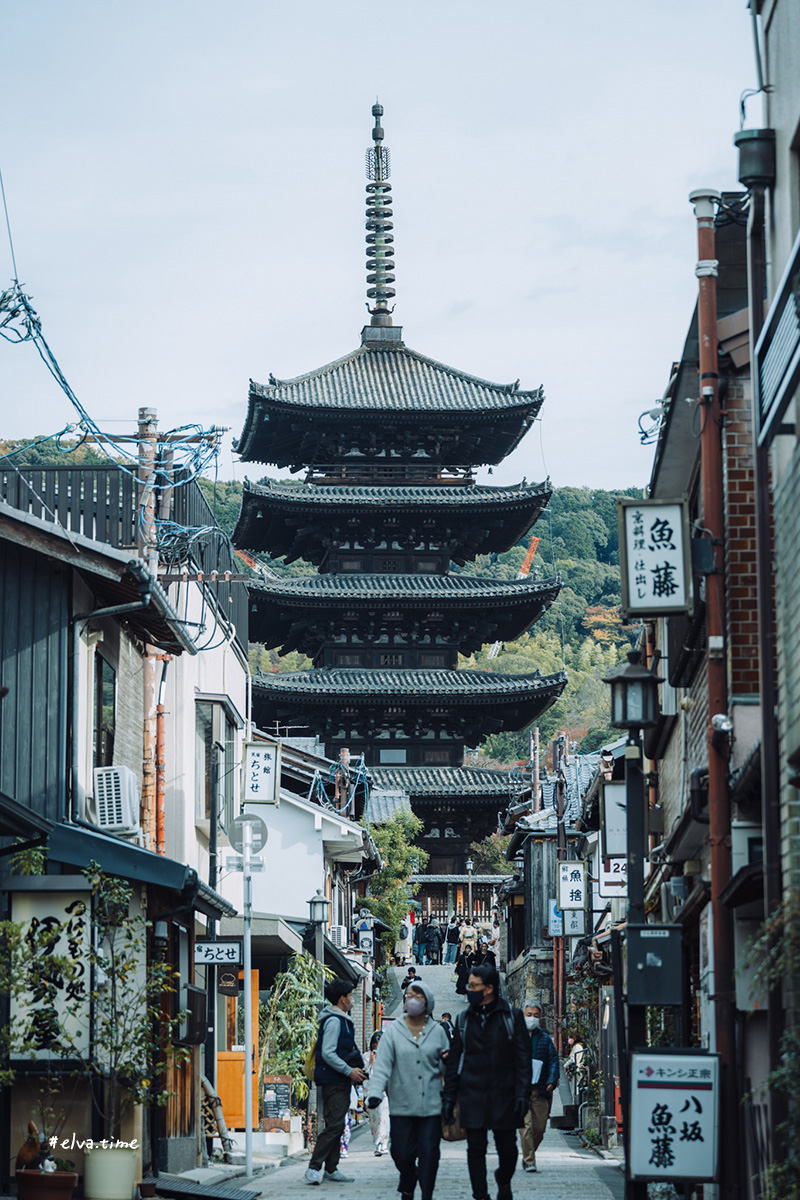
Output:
[304,979,367,1186]
[442,963,531,1200]
[367,979,449,1200]
[520,1002,559,1173]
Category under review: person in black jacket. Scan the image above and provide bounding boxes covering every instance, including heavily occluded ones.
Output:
[520,1003,559,1173]
[442,963,530,1200]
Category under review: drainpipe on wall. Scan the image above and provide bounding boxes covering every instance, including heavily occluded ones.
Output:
[690,189,739,1200]
[155,656,171,856]
[138,406,159,848]
[746,183,786,1167]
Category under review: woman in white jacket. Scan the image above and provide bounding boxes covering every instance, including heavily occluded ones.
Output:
[366,980,449,1200]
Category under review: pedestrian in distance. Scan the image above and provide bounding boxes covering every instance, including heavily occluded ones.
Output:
[459,917,478,957]
[363,1030,390,1156]
[401,965,422,990]
[444,916,460,965]
[442,963,531,1200]
[426,917,443,964]
[367,980,449,1200]
[520,1002,559,1173]
[304,979,368,1186]
[440,1011,455,1044]
[413,916,428,964]
[455,946,478,996]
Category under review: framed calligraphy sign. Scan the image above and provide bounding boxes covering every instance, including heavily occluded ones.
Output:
[241,739,281,806]
[618,498,691,617]
[629,1051,719,1181]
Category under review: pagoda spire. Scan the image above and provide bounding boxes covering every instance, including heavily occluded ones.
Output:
[365,101,395,326]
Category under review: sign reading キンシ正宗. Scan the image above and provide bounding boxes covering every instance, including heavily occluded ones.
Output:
[618,498,691,617]
[629,1052,719,1181]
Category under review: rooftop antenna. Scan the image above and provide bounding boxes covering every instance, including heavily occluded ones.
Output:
[365,101,395,326]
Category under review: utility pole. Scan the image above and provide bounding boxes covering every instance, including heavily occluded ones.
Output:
[554,735,567,1054]
[138,406,159,847]
[690,188,739,1200]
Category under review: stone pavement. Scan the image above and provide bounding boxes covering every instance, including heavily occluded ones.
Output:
[237,964,624,1200]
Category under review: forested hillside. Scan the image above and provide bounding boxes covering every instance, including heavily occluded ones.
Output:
[197,477,643,760]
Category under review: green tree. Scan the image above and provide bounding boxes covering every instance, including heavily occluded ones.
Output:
[468,832,512,874]
[362,811,429,954]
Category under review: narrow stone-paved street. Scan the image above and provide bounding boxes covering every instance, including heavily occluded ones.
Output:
[242,966,623,1200]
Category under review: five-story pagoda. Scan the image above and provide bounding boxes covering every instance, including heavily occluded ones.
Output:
[234,106,566,905]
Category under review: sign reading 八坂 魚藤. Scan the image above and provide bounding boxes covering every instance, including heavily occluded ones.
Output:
[242,739,281,805]
[629,1052,719,1181]
[618,498,691,617]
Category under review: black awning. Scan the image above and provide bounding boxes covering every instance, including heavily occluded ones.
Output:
[0,791,53,841]
[720,862,764,909]
[47,823,237,919]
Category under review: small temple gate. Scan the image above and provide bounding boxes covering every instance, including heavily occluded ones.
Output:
[233,105,566,913]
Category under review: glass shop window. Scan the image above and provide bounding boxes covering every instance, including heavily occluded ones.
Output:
[94,654,116,768]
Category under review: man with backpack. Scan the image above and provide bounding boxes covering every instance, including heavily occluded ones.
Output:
[442,963,531,1200]
[305,979,367,1186]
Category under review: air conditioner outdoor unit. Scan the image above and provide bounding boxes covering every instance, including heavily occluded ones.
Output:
[661,876,689,923]
[93,766,141,834]
[329,924,349,949]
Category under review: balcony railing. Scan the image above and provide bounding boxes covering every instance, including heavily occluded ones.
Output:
[1,464,248,651]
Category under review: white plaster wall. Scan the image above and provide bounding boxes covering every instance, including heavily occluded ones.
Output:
[245,799,325,921]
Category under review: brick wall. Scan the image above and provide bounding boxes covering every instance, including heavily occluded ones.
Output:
[722,379,760,699]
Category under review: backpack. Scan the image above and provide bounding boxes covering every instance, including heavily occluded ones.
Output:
[400,922,409,940]
[454,1006,516,1076]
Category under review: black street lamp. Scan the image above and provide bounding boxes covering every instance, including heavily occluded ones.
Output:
[602,649,661,1200]
[465,857,475,921]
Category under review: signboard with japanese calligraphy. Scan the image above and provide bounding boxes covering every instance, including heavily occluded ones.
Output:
[629,1052,719,1181]
[195,939,243,965]
[601,780,627,858]
[619,498,691,617]
[558,861,586,910]
[548,899,563,937]
[563,908,585,937]
[10,890,93,1058]
[598,854,628,897]
[242,739,281,805]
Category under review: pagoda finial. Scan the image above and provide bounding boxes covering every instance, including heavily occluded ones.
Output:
[365,100,395,326]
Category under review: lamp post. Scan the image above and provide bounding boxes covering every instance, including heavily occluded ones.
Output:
[308,889,331,1003]
[465,857,475,921]
[603,649,661,1200]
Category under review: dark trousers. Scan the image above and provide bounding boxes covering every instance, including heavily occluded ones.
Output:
[465,1127,518,1199]
[390,1115,441,1200]
[310,1082,351,1172]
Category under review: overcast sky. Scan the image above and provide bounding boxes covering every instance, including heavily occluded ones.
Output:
[1,2,758,489]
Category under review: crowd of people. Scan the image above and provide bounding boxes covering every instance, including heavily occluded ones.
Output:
[397,913,502,996]
[304,961,563,1200]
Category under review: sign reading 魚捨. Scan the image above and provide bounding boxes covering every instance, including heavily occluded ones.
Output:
[557,861,586,911]
[242,739,281,805]
[629,1052,719,1181]
[618,498,691,617]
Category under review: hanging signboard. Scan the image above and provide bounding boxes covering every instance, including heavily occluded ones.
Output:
[563,908,586,937]
[195,939,243,965]
[629,1051,719,1181]
[598,855,628,897]
[242,739,281,805]
[601,780,627,858]
[618,498,691,618]
[558,860,586,910]
[548,900,563,937]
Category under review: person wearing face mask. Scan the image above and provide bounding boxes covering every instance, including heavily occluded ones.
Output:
[442,964,530,1200]
[520,1003,559,1174]
[366,981,449,1200]
[304,980,368,1186]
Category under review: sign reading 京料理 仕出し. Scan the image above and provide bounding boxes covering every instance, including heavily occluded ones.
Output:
[618,498,691,618]
[242,739,281,805]
[629,1052,719,1181]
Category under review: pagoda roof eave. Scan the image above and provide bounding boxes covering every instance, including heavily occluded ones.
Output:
[371,765,515,798]
[252,667,567,701]
[247,572,561,605]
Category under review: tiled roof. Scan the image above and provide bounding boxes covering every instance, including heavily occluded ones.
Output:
[372,766,513,797]
[253,667,567,700]
[246,342,543,415]
[248,573,560,604]
[239,478,551,511]
[368,789,413,823]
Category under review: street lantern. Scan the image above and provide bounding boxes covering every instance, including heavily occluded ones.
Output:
[603,650,662,731]
[465,857,475,921]
[307,889,331,927]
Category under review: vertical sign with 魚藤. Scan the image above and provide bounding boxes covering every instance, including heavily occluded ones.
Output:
[242,739,282,806]
[557,861,586,910]
[629,1052,719,1181]
[618,498,691,618]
